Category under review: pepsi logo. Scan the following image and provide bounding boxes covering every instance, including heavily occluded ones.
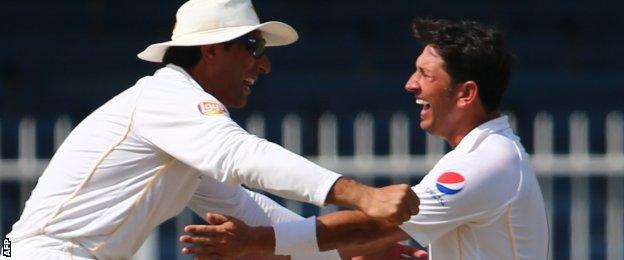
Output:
[436,172,465,195]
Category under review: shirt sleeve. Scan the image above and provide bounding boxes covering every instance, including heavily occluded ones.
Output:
[187,176,304,226]
[400,159,521,245]
[135,91,341,206]
[188,177,341,260]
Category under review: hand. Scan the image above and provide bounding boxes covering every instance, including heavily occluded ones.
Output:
[360,184,420,225]
[326,178,419,225]
[179,213,263,259]
[351,243,428,260]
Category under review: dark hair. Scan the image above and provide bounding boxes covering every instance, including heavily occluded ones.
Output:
[162,46,202,69]
[161,42,236,69]
[412,18,514,112]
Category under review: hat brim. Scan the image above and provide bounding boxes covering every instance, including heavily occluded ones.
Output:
[137,21,298,62]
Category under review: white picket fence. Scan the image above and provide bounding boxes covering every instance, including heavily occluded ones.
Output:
[0,111,623,260]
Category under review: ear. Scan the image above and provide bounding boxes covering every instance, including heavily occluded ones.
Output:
[456,81,479,109]
[199,45,217,61]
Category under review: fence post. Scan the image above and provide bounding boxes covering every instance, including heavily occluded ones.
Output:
[569,111,590,260]
[318,113,338,162]
[425,133,444,167]
[282,114,302,155]
[354,112,374,167]
[606,112,623,260]
[534,112,554,260]
[389,112,409,163]
[246,113,265,138]
[18,117,37,213]
[606,112,623,167]
[606,176,624,260]
[569,111,590,161]
[54,115,73,151]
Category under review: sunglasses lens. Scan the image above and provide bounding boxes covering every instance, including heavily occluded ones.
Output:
[234,35,267,59]
[251,38,266,58]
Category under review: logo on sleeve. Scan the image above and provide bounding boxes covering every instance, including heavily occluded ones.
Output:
[198,100,226,116]
[436,172,465,195]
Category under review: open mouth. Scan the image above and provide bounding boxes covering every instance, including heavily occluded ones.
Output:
[243,78,256,87]
[416,99,431,111]
[242,78,256,95]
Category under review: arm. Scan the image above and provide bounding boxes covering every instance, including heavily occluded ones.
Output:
[182,211,415,258]
[184,180,341,259]
[325,179,419,225]
[139,102,418,224]
[187,176,305,226]
[316,211,410,253]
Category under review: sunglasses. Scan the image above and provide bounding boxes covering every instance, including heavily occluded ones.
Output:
[231,35,267,59]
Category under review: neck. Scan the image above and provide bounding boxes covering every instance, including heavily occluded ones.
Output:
[187,63,213,93]
[445,111,500,148]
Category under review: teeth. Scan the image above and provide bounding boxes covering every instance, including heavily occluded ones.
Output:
[243,78,256,86]
[416,99,429,105]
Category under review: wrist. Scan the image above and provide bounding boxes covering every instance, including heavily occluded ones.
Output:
[248,226,275,254]
[327,177,374,211]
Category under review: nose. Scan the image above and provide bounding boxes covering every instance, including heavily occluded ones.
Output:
[257,55,271,74]
[404,72,420,93]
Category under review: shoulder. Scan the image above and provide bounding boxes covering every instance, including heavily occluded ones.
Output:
[421,134,523,208]
[135,76,229,120]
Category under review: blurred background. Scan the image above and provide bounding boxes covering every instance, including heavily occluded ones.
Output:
[1,0,623,259]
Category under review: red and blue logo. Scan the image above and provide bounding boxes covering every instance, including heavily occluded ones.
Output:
[436,172,465,195]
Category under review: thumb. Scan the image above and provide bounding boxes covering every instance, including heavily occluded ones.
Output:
[206,212,229,225]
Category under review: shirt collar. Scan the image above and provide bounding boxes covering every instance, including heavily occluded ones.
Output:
[452,115,511,155]
[155,64,206,92]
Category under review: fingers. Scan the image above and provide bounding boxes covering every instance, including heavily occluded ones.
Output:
[206,212,229,225]
[184,224,222,234]
[406,189,420,215]
[181,245,220,258]
[383,184,420,224]
[179,235,217,245]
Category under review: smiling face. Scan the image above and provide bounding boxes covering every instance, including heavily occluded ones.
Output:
[196,31,271,108]
[404,45,459,137]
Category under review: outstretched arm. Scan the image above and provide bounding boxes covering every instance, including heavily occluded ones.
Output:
[180,211,425,259]
[316,211,411,254]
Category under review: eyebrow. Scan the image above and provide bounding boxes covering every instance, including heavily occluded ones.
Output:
[417,65,430,74]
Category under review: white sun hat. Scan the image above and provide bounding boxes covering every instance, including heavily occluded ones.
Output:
[137,0,299,62]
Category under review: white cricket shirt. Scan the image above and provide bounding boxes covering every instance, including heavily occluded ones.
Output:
[8,64,341,259]
[400,116,549,260]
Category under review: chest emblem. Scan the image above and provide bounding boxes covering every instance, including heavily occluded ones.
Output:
[198,100,226,116]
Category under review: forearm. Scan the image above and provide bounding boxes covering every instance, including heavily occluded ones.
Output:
[325,177,374,210]
[326,178,419,225]
[184,211,409,259]
[336,225,411,259]
[246,211,388,252]
[317,211,408,252]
